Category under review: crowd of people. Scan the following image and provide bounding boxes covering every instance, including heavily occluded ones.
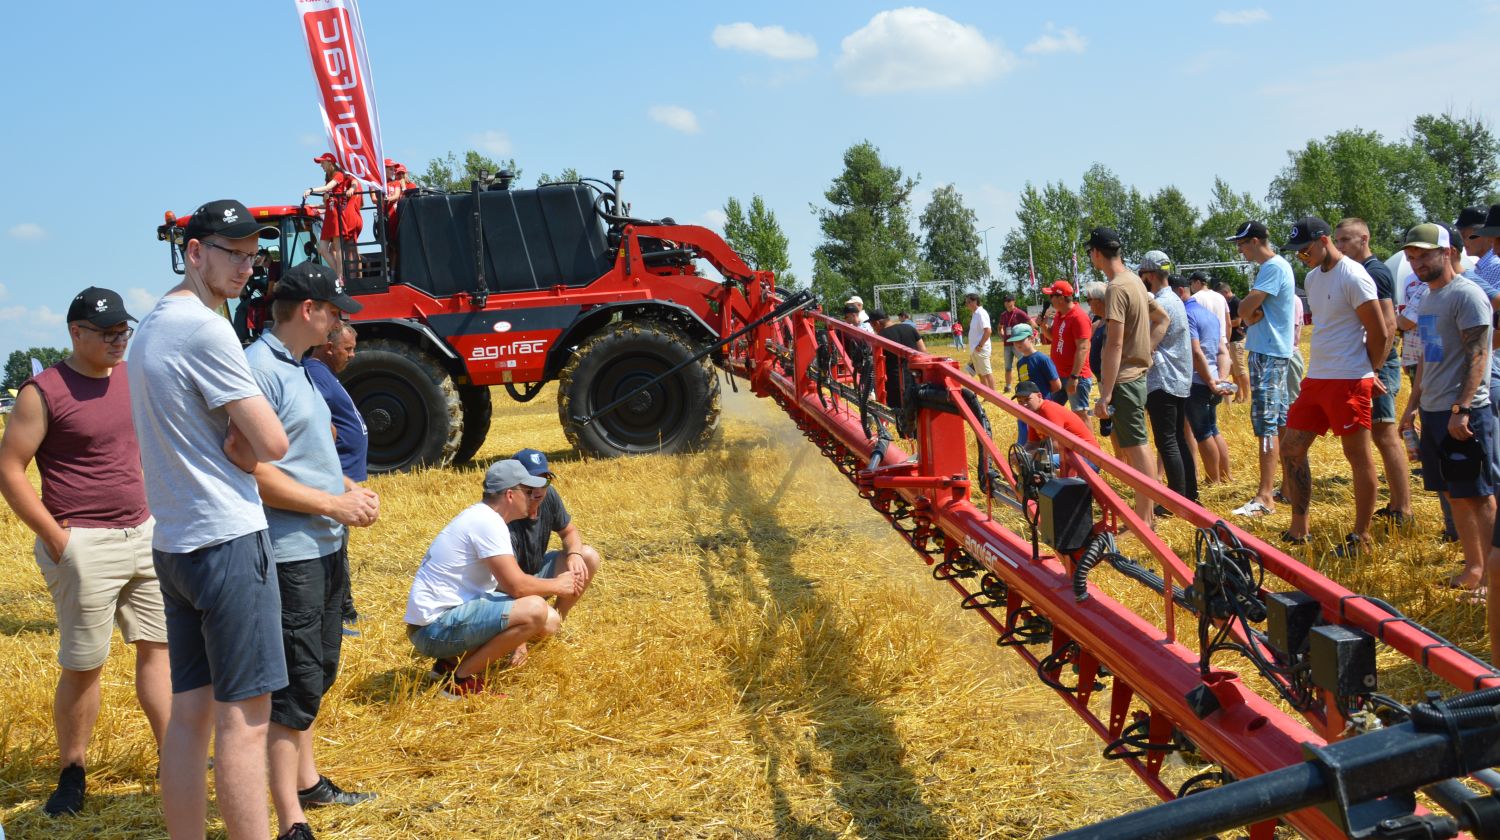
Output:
[959,212,1500,664]
[0,198,600,839]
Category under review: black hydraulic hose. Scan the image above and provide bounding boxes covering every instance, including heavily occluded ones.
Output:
[1052,704,1500,840]
[1050,761,1329,840]
[1072,533,1110,602]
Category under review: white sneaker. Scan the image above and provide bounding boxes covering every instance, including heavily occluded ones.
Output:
[1232,500,1272,517]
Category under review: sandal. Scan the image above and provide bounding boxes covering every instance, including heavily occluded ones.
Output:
[1280,531,1309,546]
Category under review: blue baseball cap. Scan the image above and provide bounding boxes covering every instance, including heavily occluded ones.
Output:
[512,448,555,478]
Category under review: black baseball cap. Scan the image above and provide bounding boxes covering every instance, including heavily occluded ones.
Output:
[1455,206,1488,229]
[1283,216,1331,251]
[181,199,278,243]
[1474,204,1500,238]
[868,308,888,322]
[66,287,136,328]
[1084,227,1121,250]
[272,262,363,314]
[1226,220,1269,241]
[1167,273,1191,289]
[1014,381,1042,397]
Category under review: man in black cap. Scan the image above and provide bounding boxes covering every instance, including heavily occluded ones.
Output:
[128,199,292,838]
[1469,204,1500,293]
[0,287,172,818]
[246,262,379,839]
[1278,216,1391,555]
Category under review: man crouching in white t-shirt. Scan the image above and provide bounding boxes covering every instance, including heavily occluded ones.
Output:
[404,461,567,699]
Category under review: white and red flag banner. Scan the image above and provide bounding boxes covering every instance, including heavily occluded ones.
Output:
[294,0,383,189]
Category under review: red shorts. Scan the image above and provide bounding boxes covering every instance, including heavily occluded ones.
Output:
[1285,377,1373,437]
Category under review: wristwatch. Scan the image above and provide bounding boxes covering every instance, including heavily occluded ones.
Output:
[1452,404,1473,415]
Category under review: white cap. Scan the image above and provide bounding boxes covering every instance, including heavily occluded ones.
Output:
[845,295,863,307]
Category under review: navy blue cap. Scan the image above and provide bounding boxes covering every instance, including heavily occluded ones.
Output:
[511,448,555,478]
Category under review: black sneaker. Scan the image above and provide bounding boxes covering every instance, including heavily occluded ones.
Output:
[277,823,316,840]
[44,763,85,817]
[298,775,376,808]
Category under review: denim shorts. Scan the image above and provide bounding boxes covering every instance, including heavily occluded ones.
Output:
[1248,351,1291,438]
[408,592,520,661]
[1185,383,1222,442]
[1371,357,1402,424]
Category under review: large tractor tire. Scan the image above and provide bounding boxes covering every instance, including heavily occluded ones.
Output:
[454,384,493,464]
[558,320,720,458]
[340,338,462,473]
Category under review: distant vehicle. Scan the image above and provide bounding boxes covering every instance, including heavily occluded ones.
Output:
[0,395,14,415]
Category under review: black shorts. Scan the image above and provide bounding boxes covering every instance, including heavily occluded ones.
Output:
[271,547,348,731]
[153,530,288,702]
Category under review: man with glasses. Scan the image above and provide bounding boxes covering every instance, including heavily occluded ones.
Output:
[245,263,378,840]
[1043,280,1093,428]
[404,461,567,698]
[1226,221,1296,519]
[1278,216,1391,555]
[507,448,601,630]
[0,288,169,818]
[128,199,292,839]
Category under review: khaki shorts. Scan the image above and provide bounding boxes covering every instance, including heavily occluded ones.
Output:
[35,519,167,671]
[1229,340,1247,378]
[970,347,993,376]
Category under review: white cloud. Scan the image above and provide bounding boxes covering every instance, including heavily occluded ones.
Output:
[1023,23,1087,56]
[470,130,513,157]
[8,223,46,240]
[712,22,817,60]
[125,287,160,317]
[1214,9,1270,24]
[0,282,8,303]
[0,304,65,327]
[836,8,1013,95]
[701,209,729,230]
[298,133,323,148]
[648,105,701,134]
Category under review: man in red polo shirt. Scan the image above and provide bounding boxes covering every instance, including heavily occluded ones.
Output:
[1044,280,1094,429]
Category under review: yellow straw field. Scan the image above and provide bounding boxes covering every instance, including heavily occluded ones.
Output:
[0,337,1486,838]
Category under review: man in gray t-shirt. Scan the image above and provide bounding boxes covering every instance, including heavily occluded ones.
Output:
[128,199,290,839]
[1398,223,1494,598]
[506,448,602,625]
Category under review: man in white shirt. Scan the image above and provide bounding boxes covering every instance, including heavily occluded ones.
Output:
[404,461,567,698]
[1278,217,1392,556]
[965,292,995,389]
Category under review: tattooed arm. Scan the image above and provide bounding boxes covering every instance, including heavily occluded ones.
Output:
[1450,323,1491,441]
[1458,324,1491,409]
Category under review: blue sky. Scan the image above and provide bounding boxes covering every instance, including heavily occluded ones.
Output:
[1,1,1496,363]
